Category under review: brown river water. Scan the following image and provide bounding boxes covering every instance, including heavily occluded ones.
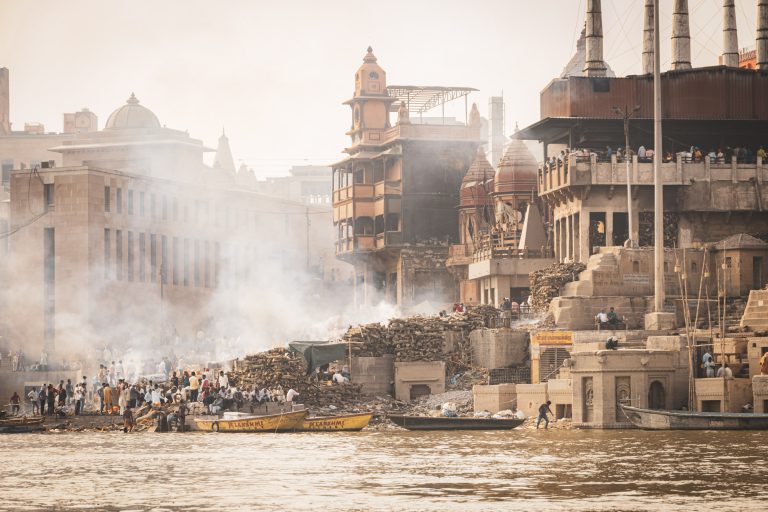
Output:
[1,429,766,511]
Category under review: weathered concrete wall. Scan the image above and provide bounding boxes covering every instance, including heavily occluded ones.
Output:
[694,377,752,413]
[742,290,768,331]
[393,361,445,401]
[351,355,393,396]
[550,296,649,330]
[469,329,528,369]
[747,337,768,379]
[473,383,516,414]
[753,376,768,413]
[516,383,548,418]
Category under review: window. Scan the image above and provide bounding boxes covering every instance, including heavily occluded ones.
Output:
[139,191,145,216]
[1,159,13,185]
[194,240,200,287]
[214,242,220,288]
[183,238,190,286]
[127,231,134,281]
[116,188,123,214]
[150,234,157,282]
[139,233,146,282]
[691,261,698,273]
[44,183,54,212]
[172,237,179,285]
[161,235,168,284]
[204,241,210,287]
[115,230,122,280]
[104,186,111,212]
[725,257,732,268]
[127,190,134,215]
[172,198,178,221]
[162,196,168,220]
[151,194,156,218]
[104,228,111,278]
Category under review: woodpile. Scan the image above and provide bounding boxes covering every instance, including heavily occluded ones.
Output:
[529,262,586,312]
[390,317,445,362]
[228,348,362,407]
[343,323,392,357]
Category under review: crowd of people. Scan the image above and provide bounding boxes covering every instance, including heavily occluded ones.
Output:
[541,144,767,170]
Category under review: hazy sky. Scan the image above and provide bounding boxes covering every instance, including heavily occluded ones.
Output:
[0,0,759,175]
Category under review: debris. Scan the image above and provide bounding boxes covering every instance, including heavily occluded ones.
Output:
[529,262,587,312]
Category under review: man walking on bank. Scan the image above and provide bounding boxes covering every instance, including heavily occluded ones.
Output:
[536,400,554,429]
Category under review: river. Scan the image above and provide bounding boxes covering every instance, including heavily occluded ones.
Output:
[1,429,766,511]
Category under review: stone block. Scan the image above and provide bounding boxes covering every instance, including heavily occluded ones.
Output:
[644,312,676,330]
[469,329,528,369]
[351,355,393,396]
[393,361,445,402]
[646,335,685,351]
[515,383,548,418]
[472,383,516,414]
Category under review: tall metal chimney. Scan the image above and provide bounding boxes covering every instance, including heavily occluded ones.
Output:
[759,0,768,69]
[671,0,693,70]
[642,0,655,74]
[722,1,739,67]
[583,0,608,76]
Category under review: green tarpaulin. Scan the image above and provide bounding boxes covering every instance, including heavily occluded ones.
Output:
[288,341,348,375]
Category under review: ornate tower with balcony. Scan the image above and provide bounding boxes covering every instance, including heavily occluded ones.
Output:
[344,47,396,148]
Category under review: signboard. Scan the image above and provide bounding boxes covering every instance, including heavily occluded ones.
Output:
[532,331,573,346]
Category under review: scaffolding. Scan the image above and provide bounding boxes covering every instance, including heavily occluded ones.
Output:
[386,85,477,123]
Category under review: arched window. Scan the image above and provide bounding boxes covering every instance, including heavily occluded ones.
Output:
[632,260,640,273]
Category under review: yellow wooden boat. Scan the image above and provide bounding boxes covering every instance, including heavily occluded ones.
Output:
[296,412,373,432]
[195,410,307,433]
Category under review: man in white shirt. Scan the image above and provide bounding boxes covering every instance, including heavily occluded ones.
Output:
[595,310,609,326]
[218,371,229,389]
[332,371,349,384]
[286,388,300,403]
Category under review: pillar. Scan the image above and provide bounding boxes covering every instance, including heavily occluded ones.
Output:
[671,0,692,70]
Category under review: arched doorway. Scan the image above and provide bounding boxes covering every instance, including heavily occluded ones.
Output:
[648,381,666,410]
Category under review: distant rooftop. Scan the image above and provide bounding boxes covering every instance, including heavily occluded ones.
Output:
[386,85,477,114]
[714,233,768,250]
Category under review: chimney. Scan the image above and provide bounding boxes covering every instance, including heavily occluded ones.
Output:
[583,0,607,76]
[642,0,655,74]
[722,1,739,67]
[671,0,693,70]
[759,0,768,69]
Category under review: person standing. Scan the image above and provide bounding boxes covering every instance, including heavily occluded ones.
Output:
[285,388,300,404]
[122,406,134,433]
[218,370,229,390]
[38,386,47,416]
[65,379,74,406]
[102,383,113,414]
[536,401,554,429]
[9,392,21,415]
[118,383,128,415]
[189,372,199,402]
[46,384,56,416]
[27,388,39,415]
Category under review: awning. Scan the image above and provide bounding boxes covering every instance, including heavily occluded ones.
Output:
[288,341,349,375]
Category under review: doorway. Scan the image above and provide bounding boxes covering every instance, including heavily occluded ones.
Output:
[648,381,666,410]
[612,212,628,246]
[754,257,763,290]
[410,384,431,401]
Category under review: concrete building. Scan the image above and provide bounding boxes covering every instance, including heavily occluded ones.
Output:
[255,165,333,206]
[332,48,480,308]
[2,94,336,359]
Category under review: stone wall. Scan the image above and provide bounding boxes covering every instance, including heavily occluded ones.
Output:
[351,355,393,396]
[472,383,516,414]
[393,361,445,401]
[469,329,528,369]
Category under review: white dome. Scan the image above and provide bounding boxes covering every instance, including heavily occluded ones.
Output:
[104,93,161,130]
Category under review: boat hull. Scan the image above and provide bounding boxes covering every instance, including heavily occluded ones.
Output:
[296,412,373,432]
[195,410,307,432]
[0,416,45,433]
[620,404,768,430]
[388,414,524,431]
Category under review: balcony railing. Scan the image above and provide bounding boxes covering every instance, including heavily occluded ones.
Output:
[332,183,375,204]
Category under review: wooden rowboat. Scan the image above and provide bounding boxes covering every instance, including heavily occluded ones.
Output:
[0,415,45,433]
[388,414,524,431]
[620,404,768,430]
[195,410,307,432]
[296,412,373,432]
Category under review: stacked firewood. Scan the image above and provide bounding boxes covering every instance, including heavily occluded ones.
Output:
[390,317,446,362]
[343,323,393,357]
[529,262,586,312]
[228,348,362,406]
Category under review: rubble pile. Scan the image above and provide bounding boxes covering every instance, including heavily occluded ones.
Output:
[343,323,392,357]
[529,262,586,311]
[390,317,445,362]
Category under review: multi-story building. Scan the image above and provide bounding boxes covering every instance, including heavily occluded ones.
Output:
[3,94,335,359]
[332,48,480,308]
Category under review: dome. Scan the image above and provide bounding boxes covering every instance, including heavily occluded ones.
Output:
[104,93,161,130]
[460,146,494,208]
[494,139,538,195]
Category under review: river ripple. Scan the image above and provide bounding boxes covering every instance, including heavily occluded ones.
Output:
[0,429,766,511]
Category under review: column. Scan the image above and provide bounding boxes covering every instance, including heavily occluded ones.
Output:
[565,215,572,261]
[605,211,614,247]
